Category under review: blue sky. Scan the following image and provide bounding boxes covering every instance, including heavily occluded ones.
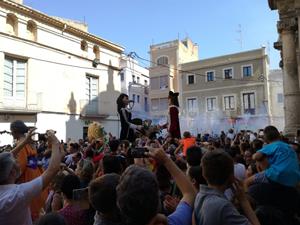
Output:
[24,0,280,69]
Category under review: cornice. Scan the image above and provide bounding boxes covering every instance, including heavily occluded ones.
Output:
[0,0,124,53]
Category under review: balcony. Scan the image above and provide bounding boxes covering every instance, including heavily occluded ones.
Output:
[0,92,42,113]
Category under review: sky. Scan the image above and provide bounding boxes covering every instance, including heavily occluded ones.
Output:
[24,0,280,69]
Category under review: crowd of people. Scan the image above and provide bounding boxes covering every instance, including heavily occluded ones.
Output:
[0,93,300,225]
[0,117,300,225]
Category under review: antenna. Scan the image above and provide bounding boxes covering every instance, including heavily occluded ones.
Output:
[236,24,243,50]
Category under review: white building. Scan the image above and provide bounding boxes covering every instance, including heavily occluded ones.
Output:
[267,69,285,131]
[0,0,125,145]
[120,56,150,120]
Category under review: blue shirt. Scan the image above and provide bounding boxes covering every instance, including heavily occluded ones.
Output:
[168,201,193,225]
[259,141,300,187]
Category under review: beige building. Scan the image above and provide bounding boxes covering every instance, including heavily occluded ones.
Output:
[0,0,124,144]
[149,38,198,120]
[180,48,271,134]
[267,69,284,131]
[268,0,300,138]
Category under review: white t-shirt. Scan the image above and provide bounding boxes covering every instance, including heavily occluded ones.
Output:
[0,177,43,225]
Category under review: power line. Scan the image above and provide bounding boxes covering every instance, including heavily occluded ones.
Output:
[127,51,283,84]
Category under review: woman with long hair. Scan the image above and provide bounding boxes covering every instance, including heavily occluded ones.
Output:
[162,91,181,139]
[116,93,142,142]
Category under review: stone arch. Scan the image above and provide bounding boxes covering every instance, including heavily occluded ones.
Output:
[157,56,169,65]
[6,13,18,36]
[81,40,88,52]
[93,45,100,59]
[27,20,37,41]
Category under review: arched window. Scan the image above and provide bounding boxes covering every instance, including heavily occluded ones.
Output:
[27,20,37,41]
[93,45,100,59]
[81,40,88,51]
[157,56,168,65]
[6,13,18,36]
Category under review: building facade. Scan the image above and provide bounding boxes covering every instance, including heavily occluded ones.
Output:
[268,0,300,138]
[180,48,270,134]
[0,0,124,144]
[149,38,198,121]
[120,56,150,120]
[267,69,285,131]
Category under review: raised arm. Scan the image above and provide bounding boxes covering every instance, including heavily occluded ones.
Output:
[148,148,196,206]
[11,128,36,158]
[41,131,65,189]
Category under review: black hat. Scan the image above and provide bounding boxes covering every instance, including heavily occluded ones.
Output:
[168,91,179,97]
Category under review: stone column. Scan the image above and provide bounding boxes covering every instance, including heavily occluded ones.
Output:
[279,18,300,137]
[298,13,300,89]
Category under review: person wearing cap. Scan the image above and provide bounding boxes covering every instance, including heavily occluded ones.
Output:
[0,131,64,225]
[10,120,48,221]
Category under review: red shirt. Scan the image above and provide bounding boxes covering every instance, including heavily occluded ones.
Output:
[59,204,87,225]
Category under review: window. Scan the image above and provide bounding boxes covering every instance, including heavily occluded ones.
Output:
[120,71,124,81]
[144,80,148,86]
[224,68,233,79]
[243,92,255,115]
[27,20,37,41]
[93,45,100,60]
[187,74,195,84]
[144,97,148,112]
[132,94,136,102]
[157,56,168,65]
[81,40,88,51]
[242,65,252,77]
[151,98,168,111]
[277,93,284,103]
[206,71,215,82]
[160,75,168,89]
[132,75,136,83]
[150,76,168,90]
[207,97,217,111]
[151,98,159,111]
[6,13,18,36]
[159,98,168,111]
[137,77,140,84]
[4,57,26,98]
[137,95,140,103]
[85,75,98,101]
[150,77,159,90]
[224,96,235,110]
[187,98,197,112]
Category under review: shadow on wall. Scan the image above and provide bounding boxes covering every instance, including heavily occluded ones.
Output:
[65,61,122,141]
[65,92,84,142]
